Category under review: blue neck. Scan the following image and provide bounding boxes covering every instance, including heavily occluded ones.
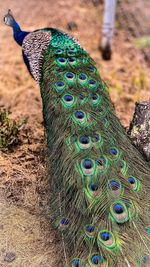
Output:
[12,21,29,46]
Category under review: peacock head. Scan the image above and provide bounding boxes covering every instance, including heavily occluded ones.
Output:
[3,10,52,81]
[4,10,30,46]
[4,10,19,29]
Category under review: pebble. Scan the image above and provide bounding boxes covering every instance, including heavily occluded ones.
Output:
[4,252,16,263]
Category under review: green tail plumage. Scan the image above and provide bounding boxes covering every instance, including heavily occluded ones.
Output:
[4,11,150,267]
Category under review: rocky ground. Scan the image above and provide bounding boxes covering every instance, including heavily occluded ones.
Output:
[0,0,150,266]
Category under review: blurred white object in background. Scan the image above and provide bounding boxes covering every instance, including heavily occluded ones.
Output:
[101,0,117,60]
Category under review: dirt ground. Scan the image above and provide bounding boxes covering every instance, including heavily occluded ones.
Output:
[0,0,150,266]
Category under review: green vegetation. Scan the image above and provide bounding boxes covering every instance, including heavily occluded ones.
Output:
[133,36,150,49]
[0,108,26,151]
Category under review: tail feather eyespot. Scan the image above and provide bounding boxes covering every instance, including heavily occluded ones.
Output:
[88,79,98,91]
[78,73,88,86]
[128,176,141,192]
[84,224,96,238]
[54,81,66,93]
[64,72,75,84]
[90,93,101,107]
[73,110,88,125]
[56,57,67,66]
[108,179,123,196]
[110,201,129,224]
[97,230,119,250]
[70,259,83,267]
[76,135,91,150]
[81,159,95,175]
[108,147,119,159]
[61,94,75,108]
[86,255,108,267]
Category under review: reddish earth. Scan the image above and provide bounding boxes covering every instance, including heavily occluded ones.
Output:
[0,1,149,266]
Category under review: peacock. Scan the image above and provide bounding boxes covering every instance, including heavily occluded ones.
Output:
[4,10,150,267]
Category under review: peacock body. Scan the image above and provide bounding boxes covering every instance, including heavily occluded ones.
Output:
[4,10,150,267]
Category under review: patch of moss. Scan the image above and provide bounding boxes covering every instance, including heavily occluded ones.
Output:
[0,108,27,151]
[133,36,150,49]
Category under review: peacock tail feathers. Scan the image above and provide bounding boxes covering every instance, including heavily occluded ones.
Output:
[4,11,150,267]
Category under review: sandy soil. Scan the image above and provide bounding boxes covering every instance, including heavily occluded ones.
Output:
[0,0,150,266]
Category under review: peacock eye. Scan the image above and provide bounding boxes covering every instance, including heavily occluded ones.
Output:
[90,93,101,107]
[67,50,76,56]
[100,231,111,241]
[140,255,150,265]
[61,94,75,108]
[108,179,122,197]
[127,176,140,192]
[58,217,70,230]
[90,184,98,191]
[58,58,66,63]
[85,225,95,233]
[91,93,98,100]
[91,255,100,265]
[88,66,96,73]
[88,79,98,91]
[77,136,91,150]
[88,254,108,267]
[109,148,118,157]
[71,259,82,267]
[54,81,65,93]
[73,110,87,125]
[65,72,75,84]
[70,47,77,52]
[60,218,69,226]
[68,57,75,62]
[75,111,84,119]
[98,230,117,249]
[84,224,96,239]
[78,73,88,86]
[68,57,77,65]
[57,81,64,87]
[113,203,124,214]
[83,159,93,169]
[109,180,120,191]
[57,57,67,66]
[66,72,74,79]
[79,136,89,144]
[79,73,87,80]
[110,201,129,223]
[55,49,63,55]
[128,177,135,184]
[89,79,96,85]
[81,158,95,176]
[64,95,73,102]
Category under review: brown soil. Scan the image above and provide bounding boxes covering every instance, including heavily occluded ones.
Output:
[0,1,150,266]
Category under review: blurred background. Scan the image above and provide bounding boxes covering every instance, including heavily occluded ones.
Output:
[0,1,150,266]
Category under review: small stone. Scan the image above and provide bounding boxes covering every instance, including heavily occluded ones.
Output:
[67,21,78,31]
[4,252,16,262]
[0,171,6,177]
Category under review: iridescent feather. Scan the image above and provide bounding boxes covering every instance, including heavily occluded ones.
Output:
[4,10,150,267]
